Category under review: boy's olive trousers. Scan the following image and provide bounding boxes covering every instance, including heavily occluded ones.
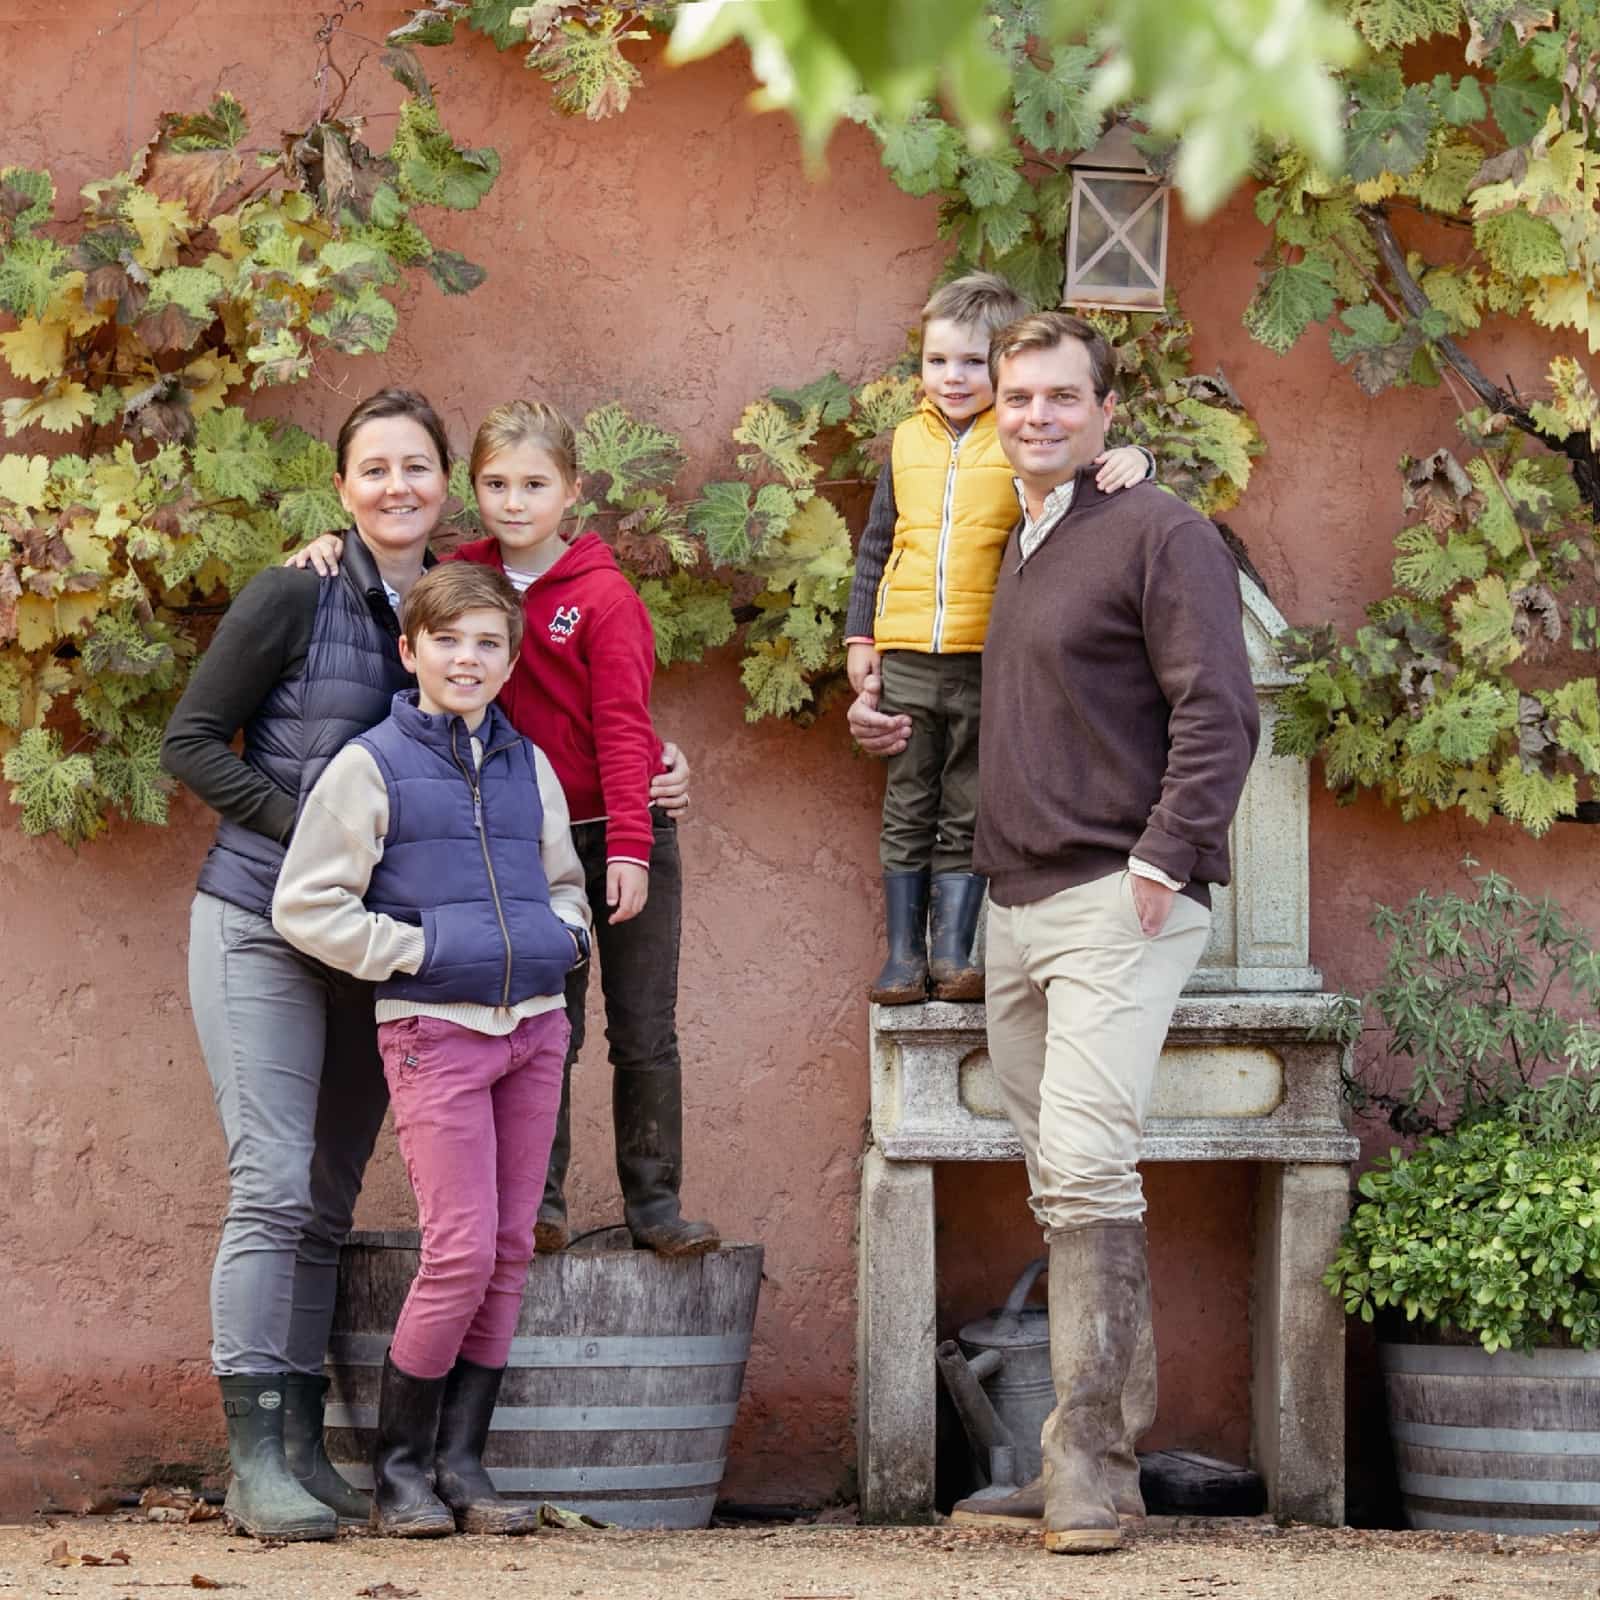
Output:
[877,648,983,876]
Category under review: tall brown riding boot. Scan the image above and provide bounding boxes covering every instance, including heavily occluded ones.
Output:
[1040,1223,1145,1554]
[951,1242,1154,1531]
[1105,1259,1155,1520]
[534,1059,573,1254]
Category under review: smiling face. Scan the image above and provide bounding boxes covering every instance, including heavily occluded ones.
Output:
[994,336,1117,498]
[473,440,579,564]
[397,605,515,730]
[333,416,448,558]
[920,316,995,426]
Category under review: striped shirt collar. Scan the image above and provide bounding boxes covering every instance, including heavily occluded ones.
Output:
[1015,475,1077,565]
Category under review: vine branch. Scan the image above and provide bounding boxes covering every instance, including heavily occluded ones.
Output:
[1359,203,1600,520]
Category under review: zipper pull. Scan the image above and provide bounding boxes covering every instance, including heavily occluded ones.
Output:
[473,787,482,829]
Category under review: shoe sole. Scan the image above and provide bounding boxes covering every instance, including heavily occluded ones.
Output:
[1043,1526,1123,1554]
[222,1511,335,1542]
[949,1508,1041,1528]
[636,1235,720,1258]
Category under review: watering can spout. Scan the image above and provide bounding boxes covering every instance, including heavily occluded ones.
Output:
[935,1339,1017,1489]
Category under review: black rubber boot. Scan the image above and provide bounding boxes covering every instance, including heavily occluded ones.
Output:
[615,1063,720,1257]
[433,1359,541,1534]
[928,873,987,1001]
[869,871,930,1004]
[370,1353,455,1538]
[217,1376,337,1542]
[534,1059,573,1254]
[282,1372,370,1524]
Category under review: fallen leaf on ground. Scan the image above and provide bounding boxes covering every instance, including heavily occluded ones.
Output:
[139,1486,219,1523]
[190,1576,237,1591]
[537,1501,608,1530]
[355,1585,420,1598]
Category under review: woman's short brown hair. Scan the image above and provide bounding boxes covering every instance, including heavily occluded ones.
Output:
[400,562,524,657]
[335,388,451,477]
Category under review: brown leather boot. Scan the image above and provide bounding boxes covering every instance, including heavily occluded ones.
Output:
[1105,1260,1155,1520]
[1040,1224,1145,1554]
[951,1265,1153,1529]
[950,1474,1044,1527]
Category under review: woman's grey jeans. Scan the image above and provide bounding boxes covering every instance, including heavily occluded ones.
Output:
[188,892,388,1376]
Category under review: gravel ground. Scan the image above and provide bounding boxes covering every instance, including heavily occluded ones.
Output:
[6,1514,1600,1600]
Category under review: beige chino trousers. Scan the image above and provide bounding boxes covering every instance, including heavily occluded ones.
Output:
[985,872,1211,1235]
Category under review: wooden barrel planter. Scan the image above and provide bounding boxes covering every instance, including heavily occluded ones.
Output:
[325,1230,763,1529]
[1382,1336,1600,1533]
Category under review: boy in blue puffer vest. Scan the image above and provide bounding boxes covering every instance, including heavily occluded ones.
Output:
[273,562,591,1541]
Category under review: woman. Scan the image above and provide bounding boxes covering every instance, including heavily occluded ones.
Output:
[161,390,686,1540]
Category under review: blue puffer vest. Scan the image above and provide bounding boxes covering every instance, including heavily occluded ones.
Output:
[196,537,415,918]
[355,692,575,1008]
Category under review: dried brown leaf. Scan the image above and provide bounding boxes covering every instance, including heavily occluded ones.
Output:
[356,1585,422,1598]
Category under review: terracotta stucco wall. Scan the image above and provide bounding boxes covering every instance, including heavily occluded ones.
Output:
[2,4,1586,1521]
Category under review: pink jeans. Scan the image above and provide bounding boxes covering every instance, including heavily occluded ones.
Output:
[378,1010,569,1378]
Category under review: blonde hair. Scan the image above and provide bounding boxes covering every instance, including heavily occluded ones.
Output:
[920,272,1032,343]
[401,562,525,657]
[988,310,1115,400]
[469,399,579,488]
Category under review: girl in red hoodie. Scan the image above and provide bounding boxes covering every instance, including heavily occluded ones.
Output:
[453,401,718,1256]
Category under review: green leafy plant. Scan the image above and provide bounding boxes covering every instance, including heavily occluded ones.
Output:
[0,24,498,845]
[1321,863,1600,1138]
[1323,863,1600,1351]
[1325,1115,1600,1351]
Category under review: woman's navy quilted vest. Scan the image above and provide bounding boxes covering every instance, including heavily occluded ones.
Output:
[354,693,574,1008]
[195,536,414,919]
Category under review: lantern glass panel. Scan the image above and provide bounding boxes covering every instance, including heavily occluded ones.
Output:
[1066,170,1168,310]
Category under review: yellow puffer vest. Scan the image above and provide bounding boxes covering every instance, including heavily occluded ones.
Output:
[873,401,1018,653]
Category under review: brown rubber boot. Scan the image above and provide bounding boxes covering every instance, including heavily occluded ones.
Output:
[1040,1223,1145,1554]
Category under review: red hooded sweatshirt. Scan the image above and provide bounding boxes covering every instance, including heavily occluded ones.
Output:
[450,531,662,868]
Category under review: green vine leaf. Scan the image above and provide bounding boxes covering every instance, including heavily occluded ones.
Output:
[1242,256,1338,354]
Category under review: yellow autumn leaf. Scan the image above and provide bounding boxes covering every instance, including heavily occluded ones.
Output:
[124,188,192,269]
[1532,275,1600,352]
[90,443,141,508]
[0,453,50,510]
[15,593,59,651]
[54,273,111,336]
[4,379,95,436]
[63,521,113,575]
[182,353,244,414]
[94,499,131,543]
[1353,171,1401,204]
[0,316,68,383]
[54,589,106,638]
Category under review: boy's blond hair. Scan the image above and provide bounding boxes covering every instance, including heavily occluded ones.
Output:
[920,272,1031,343]
[988,309,1115,400]
[469,399,579,488]
[401,562,525,657]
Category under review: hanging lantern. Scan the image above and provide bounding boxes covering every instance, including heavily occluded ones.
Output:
[1063,122,1169,312]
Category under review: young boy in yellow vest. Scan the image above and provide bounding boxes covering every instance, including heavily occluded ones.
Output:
[844,274,1153,1003]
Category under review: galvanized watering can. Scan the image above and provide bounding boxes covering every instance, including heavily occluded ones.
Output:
[935,1257,1055,1496]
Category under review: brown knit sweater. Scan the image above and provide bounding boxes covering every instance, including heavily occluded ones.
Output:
[973,471,1259,910]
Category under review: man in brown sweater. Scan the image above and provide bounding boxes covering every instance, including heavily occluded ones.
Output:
[850,311,1258,1554]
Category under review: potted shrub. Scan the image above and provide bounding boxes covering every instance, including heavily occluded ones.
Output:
[1322,862,1600,1533]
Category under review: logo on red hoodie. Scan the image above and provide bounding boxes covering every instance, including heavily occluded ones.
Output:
[549,604,582,643]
